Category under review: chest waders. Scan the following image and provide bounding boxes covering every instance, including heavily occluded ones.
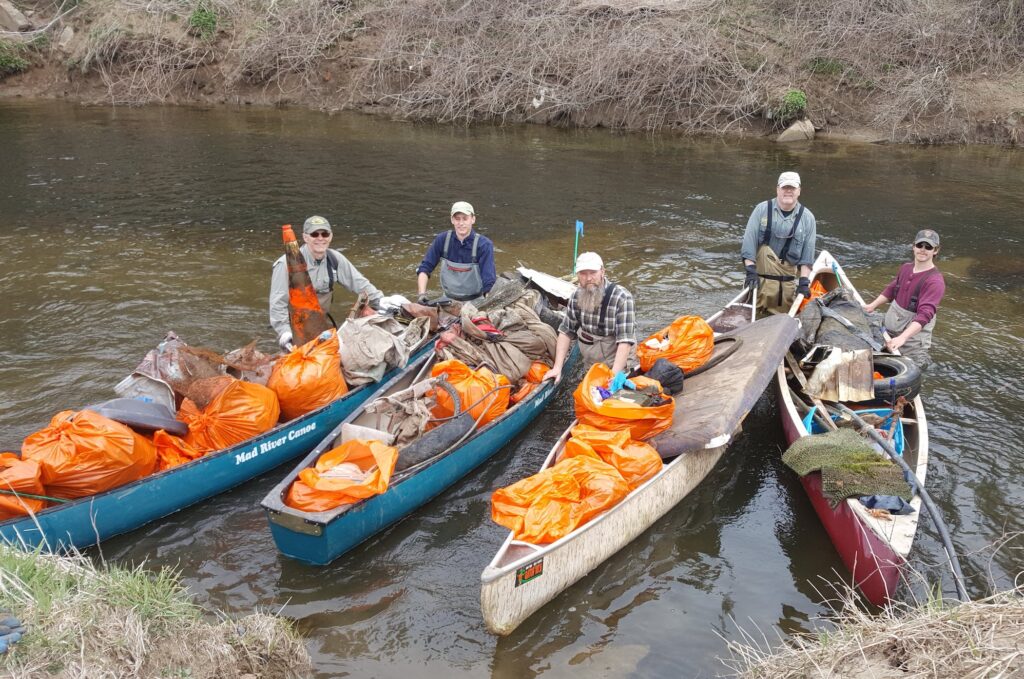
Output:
[884,268,939,370]
[312,251,341,327]
[440,231,484,301]
[755,200,805,314]
[576,282,637,368]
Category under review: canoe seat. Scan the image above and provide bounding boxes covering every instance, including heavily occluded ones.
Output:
[341,422,395,446]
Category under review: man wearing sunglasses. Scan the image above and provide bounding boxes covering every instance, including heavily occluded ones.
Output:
[269,215,383,351]
[862,229,946,370]
[740,171,818,314]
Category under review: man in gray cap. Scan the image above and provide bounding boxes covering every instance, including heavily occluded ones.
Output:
[269,215,384,351]
[862,229,946,370]
[740,171,817,314]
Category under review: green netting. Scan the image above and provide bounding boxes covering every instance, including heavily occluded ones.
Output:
[782,429,912,507]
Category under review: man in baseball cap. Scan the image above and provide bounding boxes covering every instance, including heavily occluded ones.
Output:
[543,251,638,386]
[862,229,945,370]
[739,170,818,313]
[415,200,496,303]
[268,214,383,351]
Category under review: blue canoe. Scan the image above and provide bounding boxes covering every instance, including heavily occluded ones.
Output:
[0,340,434,552]
[262,344,580,566]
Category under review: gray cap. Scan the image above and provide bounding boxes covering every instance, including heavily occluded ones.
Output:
[914,229,939,247]
[303,215,332,235]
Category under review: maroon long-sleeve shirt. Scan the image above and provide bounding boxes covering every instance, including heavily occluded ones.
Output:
[881,263,946,326]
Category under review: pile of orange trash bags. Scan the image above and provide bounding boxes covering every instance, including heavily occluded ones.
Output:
[637,315,715,373]
[19,409,158,502]
[285,439,399,512]
[491,424,662,544]
[268,329,348,421]
[574,363,674,441]
[430,360,511,427]
[179,377,280,454]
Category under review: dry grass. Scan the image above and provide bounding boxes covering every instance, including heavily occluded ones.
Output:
[352,0,765,130]
[0,544,311,679]
[724,581,1024,678]
[35,0,1024,139]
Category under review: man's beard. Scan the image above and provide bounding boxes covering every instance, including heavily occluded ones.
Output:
[577,280,605,313]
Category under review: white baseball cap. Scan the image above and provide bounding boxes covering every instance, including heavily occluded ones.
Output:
[575,251,604,273]
[450,201,475,216]
[777,171,801,188]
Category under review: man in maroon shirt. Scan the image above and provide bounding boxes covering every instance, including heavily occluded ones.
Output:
[863,229,946,370]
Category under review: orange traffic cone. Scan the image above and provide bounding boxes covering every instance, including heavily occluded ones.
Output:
[282,225,332,346]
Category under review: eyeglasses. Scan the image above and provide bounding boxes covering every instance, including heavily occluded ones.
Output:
[308,230,331,239]
[914,242,935,251]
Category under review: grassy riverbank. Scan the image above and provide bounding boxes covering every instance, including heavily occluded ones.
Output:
[0,544,311,678]
[0,0,1022,144]
[727,586,1024,677]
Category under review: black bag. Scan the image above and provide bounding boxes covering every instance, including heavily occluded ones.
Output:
[644,358,685,395]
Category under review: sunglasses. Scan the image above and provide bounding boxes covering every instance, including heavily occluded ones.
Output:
[914,242,935,251]
[308,230,331,238]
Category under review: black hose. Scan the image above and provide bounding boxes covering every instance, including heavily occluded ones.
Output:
[683,336,743,378]
[830,402,970,603]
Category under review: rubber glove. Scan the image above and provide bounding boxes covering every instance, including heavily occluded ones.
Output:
[796,276,811,298]
[744,264,759,290]
[277,332,294,352]
[610,371,636,392]
[418,293,431,304]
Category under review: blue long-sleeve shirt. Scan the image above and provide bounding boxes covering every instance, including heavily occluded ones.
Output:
[416,229,497,294]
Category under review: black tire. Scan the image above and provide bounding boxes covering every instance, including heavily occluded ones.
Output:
[871,354,922,402]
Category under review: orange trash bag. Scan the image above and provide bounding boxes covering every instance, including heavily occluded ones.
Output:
[430,360,511,427]
[798,279,829,312]
[0,452,48,520]
[180,379,281,453]
[563,424,662,489]
[573,363,674,441]
[525,361,551,384]
[285,439,399,512]
[153,430,204,471]
[637,315,715,372]
[491,455,629,544]
[268,329,349,421]
[22,410,157,499]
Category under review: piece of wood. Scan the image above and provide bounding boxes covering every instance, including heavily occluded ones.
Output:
[838,348,874,402]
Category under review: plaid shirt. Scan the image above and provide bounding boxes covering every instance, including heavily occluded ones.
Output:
[559,281,636,344]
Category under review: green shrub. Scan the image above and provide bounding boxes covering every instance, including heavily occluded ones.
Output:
[806,57,845,77]
[0,39,30,77]
[776,88,807,123]
[188,4,218,39]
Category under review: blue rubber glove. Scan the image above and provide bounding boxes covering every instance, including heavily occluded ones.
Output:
[0,614,25,654]
[609,371,636,392]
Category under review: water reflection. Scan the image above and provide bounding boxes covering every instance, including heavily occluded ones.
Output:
[2,100,1024,677]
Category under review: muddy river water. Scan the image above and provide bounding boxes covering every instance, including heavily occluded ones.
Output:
[1,101,1022,677]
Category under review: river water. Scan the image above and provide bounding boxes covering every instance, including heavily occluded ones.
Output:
[1,101,1022,677]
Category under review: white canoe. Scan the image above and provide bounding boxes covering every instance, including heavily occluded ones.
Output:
[480,311,799,635]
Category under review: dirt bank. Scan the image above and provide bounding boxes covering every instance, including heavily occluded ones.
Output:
[1,0,1022,145]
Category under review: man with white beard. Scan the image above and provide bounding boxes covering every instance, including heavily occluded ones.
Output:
[542,252,637,385]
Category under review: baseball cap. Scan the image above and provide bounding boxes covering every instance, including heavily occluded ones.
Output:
[914,229,940,247]
[575,251,604,273]
[450,201,475,216]
[302,215,332,235]
[777,171,801,188]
